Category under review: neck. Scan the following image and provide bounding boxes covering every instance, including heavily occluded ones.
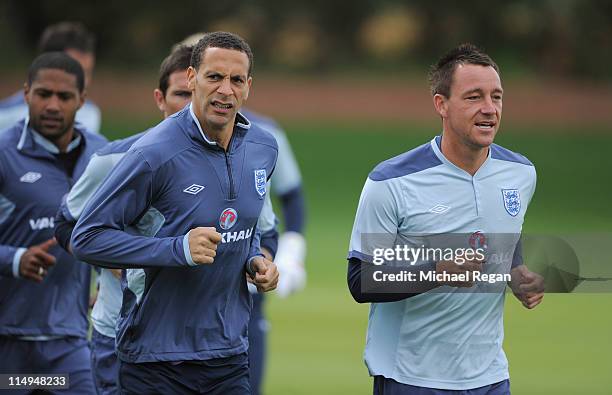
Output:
[193,110,235,151]
[30,122,75,153]
[440,133,488,176]
[53,128,75,153]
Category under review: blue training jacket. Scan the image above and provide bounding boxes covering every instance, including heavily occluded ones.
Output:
[71,105,278,362]
[0,119,107,337]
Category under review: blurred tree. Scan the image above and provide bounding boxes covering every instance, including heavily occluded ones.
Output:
[1,0,611,79]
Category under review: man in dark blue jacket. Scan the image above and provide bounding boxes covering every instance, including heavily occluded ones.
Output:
[72,32,279,394]
[0,52,107,393]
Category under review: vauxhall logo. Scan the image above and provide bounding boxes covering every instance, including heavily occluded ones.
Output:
[30,217,55,230]
[221,227,254,244]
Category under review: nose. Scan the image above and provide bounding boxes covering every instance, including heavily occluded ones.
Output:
[45,94,61,113]
[481,96,496,115]
[217,77,233,96]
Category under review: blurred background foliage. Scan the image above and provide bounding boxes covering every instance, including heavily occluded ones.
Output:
[1,0,612,80]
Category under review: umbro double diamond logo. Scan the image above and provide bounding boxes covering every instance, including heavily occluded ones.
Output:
[183,184,205,195]
[20,172,42,183]
[429,204,450,214]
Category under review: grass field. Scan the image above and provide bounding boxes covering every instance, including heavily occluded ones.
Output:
[104,119,612,394]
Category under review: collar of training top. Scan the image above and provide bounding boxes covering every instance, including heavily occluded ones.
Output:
[431,134,492,179]
[188,102,251,149]
[16,117,84,156]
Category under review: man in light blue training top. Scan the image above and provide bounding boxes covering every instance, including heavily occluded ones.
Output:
[347,44,544,395]
[0,52,107,393]
[71,31,279,394]
[55,44,280,395]
[0,22,101,134]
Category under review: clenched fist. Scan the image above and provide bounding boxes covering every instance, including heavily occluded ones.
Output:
[247,256,279,293]
[188,227,222,265]
[510,265,545,309]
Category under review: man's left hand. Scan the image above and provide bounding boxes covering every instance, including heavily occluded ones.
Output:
[248,256,279,293]
[510,265,545,309]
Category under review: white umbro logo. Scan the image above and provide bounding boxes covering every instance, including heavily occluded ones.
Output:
[20,172,42,183]
[183,184,205,195]
[429,204,450,214]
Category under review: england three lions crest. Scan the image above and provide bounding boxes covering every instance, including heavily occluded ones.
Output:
[254,169,267,197]
[502,189,521,217]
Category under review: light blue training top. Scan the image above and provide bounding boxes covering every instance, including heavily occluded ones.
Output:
[348,135,536,390]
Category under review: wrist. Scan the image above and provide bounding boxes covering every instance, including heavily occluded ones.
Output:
[12,248,27,278]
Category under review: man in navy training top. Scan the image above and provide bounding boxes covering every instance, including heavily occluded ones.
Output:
[55,44,280,395]
[0,21,102,134]
[71,31,279,394]
[177,32,307,395]
[0,52,107,393]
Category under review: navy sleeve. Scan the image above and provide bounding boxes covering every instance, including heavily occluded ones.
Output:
[0,162,21,277]
[347,258,438,303]
[54,208,75,253]
[260,227,279,259]
[511,236,523,268]
[278,185,306,233]
[71,150,190,269]
[0,245,21,277]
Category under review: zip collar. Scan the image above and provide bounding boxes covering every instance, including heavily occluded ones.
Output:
[188,103,250,149]
[17,117,83,155]
[430,135,492,179]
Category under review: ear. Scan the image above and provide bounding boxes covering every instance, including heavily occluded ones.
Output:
[77,89,86,110]
[244,76,253,101]
[153,88,165,113]
[433,93,448,118]
[23,82,30,105]
[187,66,196,91]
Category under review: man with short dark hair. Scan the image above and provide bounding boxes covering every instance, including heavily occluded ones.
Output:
[153,45,193,118]
[0,52,107,393]
[0,21,101,134]
[347,43,544,394]
[177,32,307,395]
[72,32,279,394]
[55,43,279,395]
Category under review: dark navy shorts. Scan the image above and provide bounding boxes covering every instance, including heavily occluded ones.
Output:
[91,328,119,395]
[0,335,95,394]
[373,376,511,395]
[118,353,250,395]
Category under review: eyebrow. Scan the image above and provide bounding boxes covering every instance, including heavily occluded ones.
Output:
[462,87,504,95]
[33,87,75,96]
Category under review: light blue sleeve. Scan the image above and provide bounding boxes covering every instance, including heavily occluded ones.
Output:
[0,101,27,133]
[267,127,302,196]
[75,101,102,135]
[257,189,277,233]
[63,152,123,221]
[347,177,400,263]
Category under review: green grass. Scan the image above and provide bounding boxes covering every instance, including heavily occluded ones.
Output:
[102,119,612,394]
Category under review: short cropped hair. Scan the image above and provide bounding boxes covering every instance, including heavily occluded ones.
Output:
[28,52,85,93]
[38,21,96,54]
[191,31,253,76]
[428,43,499,97]
[159,45,193,96]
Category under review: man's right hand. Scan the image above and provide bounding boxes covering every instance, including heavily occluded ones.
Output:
[19,238,57,282]
[188,227,222,265]
[435,258,483,288]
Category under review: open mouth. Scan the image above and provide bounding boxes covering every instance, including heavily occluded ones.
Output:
[475,121,496,130]
[212,100,233,111]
